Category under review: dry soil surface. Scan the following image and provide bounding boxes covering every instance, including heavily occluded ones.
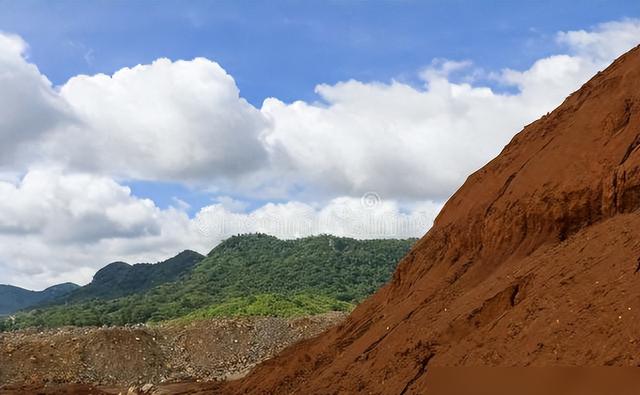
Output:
[222,44,640,394]
[0,312,345,392]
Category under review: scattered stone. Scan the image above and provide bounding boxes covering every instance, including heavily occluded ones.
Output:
[0,312,347,387]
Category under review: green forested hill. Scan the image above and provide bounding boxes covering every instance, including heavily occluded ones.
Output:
[1,234,415,330]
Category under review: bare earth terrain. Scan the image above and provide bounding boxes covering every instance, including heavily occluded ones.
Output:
[220,45,640,394]
[0,312,345,393]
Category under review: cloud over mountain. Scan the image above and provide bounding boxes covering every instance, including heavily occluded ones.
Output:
[0,19,638,289]
[0,169,440,289]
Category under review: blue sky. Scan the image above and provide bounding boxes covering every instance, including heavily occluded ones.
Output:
[1,0,637,106]
[1,2,639,288]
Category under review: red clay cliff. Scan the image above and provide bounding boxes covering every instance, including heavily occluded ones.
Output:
[225,45,640,394]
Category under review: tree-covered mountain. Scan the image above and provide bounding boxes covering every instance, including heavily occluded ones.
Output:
[3,234,415,329]
[1,250,203,316]
[57,250,205,304]
[0,283,79,315]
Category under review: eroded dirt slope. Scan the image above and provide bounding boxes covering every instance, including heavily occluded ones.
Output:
[5,44,640,395]
[223,45,640,394]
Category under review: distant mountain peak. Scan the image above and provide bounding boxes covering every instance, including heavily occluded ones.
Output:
[92,261,133,283]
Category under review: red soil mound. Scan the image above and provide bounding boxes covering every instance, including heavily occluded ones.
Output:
[225,45,640,394]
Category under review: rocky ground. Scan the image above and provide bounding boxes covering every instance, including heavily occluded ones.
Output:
[0,312,346,391]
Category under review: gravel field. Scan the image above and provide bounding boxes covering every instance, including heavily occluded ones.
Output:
[0,312,346,389]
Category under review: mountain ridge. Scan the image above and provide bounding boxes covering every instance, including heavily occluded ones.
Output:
[3,234,416,329]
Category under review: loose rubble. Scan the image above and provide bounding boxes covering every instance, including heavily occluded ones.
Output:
[0,312,346,389]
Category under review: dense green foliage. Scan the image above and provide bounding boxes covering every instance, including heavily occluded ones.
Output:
[0,283,79,315]
[176,293,354,321]
[1,234,414,330]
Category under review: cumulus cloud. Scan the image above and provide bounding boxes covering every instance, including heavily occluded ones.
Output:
[556,19,640,62]
[0,39,269,182]
[0,168,164,241]
[262,74,527,200]
[0,33,71,166]
[54,58,270,181]
[195,195,441,241]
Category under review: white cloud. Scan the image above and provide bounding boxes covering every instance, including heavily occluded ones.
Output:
[0,39,274,187]
[0,33,71,166]
[556,19,640,62]
[53,58,270,181]
[261,74,524,200]
[195,196,440,241]
[0,168,162,241]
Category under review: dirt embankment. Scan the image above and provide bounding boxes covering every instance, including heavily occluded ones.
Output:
[218,45,640,394]
[0,312,345,390]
